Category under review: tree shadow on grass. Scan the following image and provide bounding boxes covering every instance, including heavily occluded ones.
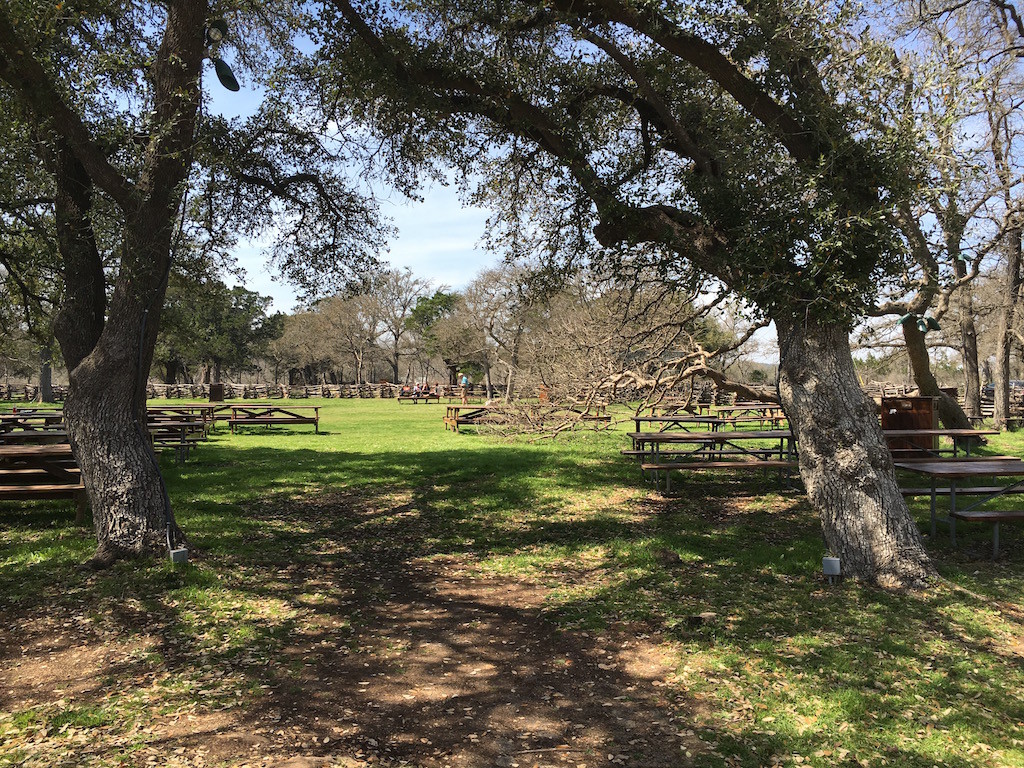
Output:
[1,441,1023,766]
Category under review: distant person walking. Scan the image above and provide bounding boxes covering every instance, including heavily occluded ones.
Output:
[460,373,469,404]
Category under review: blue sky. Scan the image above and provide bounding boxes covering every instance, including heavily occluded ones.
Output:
[206,54,500,312]
[232,182,499,312]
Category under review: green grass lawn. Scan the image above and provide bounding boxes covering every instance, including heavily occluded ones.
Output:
[2,399,1024,767]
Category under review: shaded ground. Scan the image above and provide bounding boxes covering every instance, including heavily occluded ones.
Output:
[1,489,706,768]
[4,422,1024,767]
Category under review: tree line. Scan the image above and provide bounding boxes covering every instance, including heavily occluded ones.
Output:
[145,262,738,400]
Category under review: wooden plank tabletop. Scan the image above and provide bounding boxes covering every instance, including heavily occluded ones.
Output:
[894,459,1024,478]
[0,443,73,458]
[628,429,792,442]
[883,429,998,438]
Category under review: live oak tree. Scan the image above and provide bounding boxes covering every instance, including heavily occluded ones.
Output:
[155,273,279,384]
[320,0,937,584]
[0,1,383,564]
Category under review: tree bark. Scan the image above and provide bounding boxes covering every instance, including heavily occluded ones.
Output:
[955,275,982,420]
[63,342,180,564]
[901,321,973,430]
[36,346,53,403]
[994,226,1023,429]
[775,316,933,587]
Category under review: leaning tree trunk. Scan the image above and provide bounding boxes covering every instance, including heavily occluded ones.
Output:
[775,316,933,587]
[901,321,973,430]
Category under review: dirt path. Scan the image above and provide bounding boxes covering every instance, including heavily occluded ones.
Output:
[2,528,703,767]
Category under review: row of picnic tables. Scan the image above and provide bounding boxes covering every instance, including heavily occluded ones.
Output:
[627,401,1023,557]
[0,403,321,521]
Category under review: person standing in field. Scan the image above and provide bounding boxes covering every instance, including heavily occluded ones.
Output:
[460,373,469,405]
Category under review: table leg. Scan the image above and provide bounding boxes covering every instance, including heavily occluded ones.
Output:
[950,482,957,548]
[930,478,937,538]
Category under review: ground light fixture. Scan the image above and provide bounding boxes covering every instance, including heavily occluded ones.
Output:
[823,556,841,584]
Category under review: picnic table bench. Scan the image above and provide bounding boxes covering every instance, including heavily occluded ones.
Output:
[148,419,207,462]
[444,405,492,432]
[0,442,88,523]
[228,405,320,433]
[397,392,441,404]
[0,411,65,432]
[895,458,1024,557]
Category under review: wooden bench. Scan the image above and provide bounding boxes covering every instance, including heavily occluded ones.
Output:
[397,393,441,404]
[0,443,88,524]
[950,509,1024,558]
[228,406,320,434]
[640,460,798,492]
[148,419,207,462]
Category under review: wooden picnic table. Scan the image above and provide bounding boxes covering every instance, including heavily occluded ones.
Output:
[633,415,737,433]
[626,429,798,492]
[397,392,441,404]
[0,442,87,522]
[149,419,207,461]
[148,404,219,424]
[228,405,320,433]
[444,404,493,432]
[895,458,1024,557]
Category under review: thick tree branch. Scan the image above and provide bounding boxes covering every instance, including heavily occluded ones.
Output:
[542,0,823,162]
[578,28,720,176]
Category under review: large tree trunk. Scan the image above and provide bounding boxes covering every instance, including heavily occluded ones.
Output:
[58,215,185,564]
[901,321,973,430]
[957,283,982,420]
[775,317,933,587]
[994,226,1023,429]
[64,343,180,564]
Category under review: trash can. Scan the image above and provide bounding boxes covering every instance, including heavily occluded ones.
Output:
[881,396,937,456]
[209,383,225,402]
